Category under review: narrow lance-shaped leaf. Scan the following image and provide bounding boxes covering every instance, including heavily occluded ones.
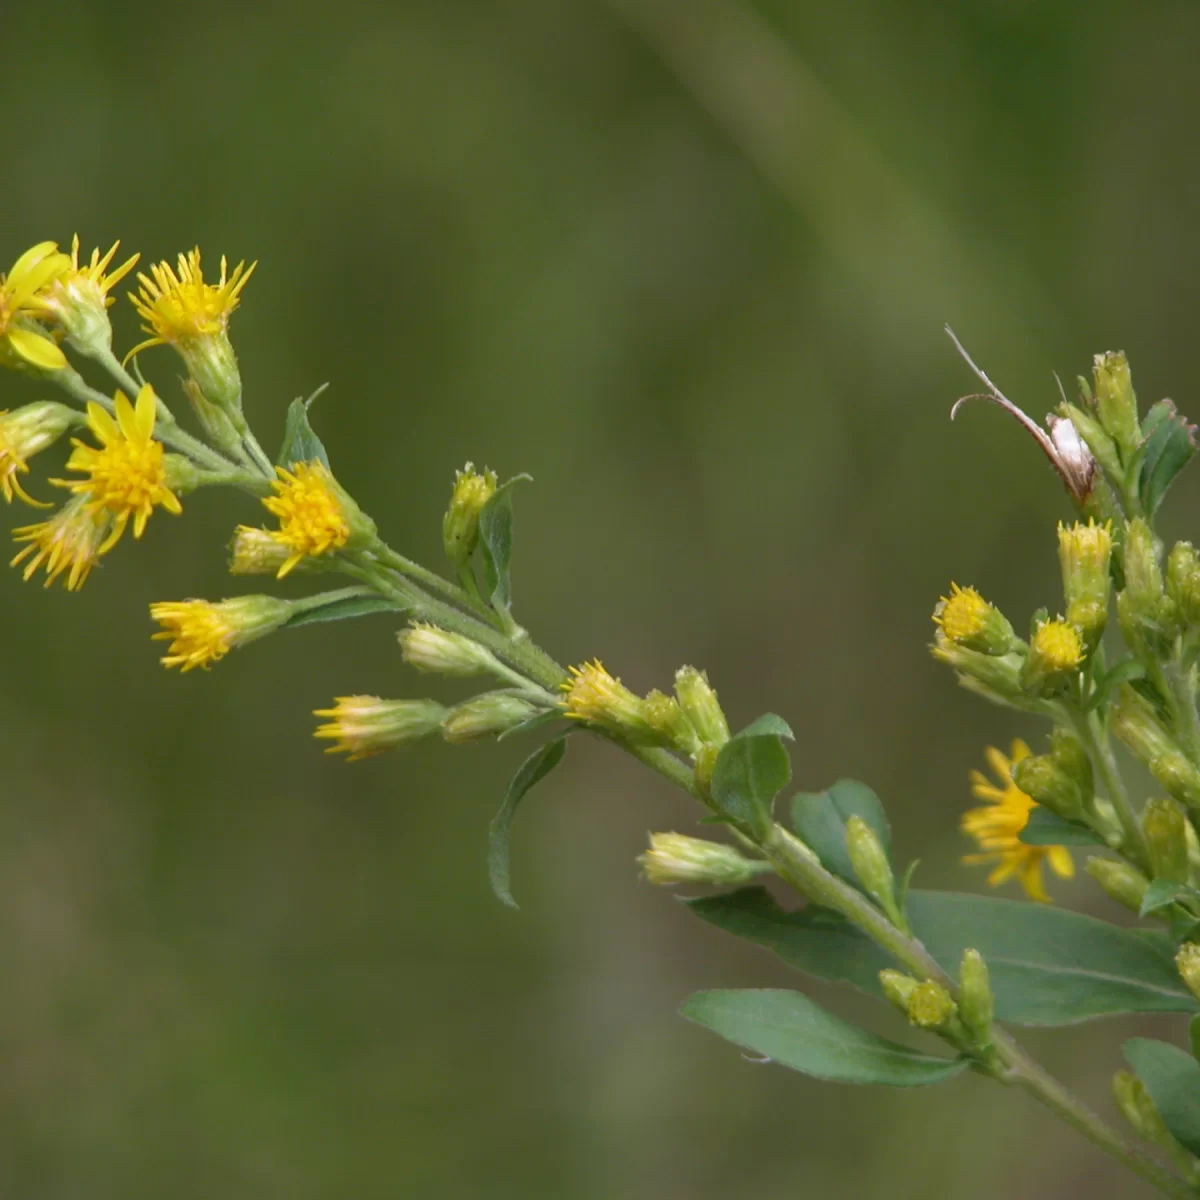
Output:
[681,989,967,1087]
[282,591,403,630]
[1123,1038,1200,1156]
[488,736,567,908]
[478,474,532,613]
[278,384,331,468]
[1018,808,1106,847]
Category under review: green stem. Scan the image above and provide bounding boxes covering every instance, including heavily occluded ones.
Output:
[625,745,1191,1199]
[1071,707,1150,871]
[375,544,499,622]
[1165,657,1200,766]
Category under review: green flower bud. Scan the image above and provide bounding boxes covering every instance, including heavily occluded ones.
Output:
[931,636,1026,706]
[906,981,958,1031]
[1093,351,1140,459]
[1110,687,1200,809]
[641,689,703,757]
[313,697,448,760]
[1176,943,1200,1003]
[1014,753,1086,822]
[398,622,501,677]
[442,462,496,567]
[1112,1069,1173,1147]
[1120,519,1171,653]
[879,969,920,1013]
[182,378,244,455]
[1057,520,1112,648]
[638,832,769,887]
[1085,856,1149,913]
[958,949,994,1045]
[1143,798,1190,883]
[180,330,244,416]
[693,744,719,797]
[1167,541,1200,630]
[673,666,731,746]
[845,816,899,920]
[441,693,539,742]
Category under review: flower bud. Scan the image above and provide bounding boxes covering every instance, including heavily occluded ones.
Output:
[958,949,994,1045]
[1093,351,1140,459]
[1112,1069,1173,1147]
[1013,753,1086,822]
[673,666,731,746]
[442,462,496,567]
[441,693,539,742]
[182,378,244,455]
[931,635,1026,706]
[0,401,75,504]
[638,832,769,887]
[1120,519,1171,653]
[228,525,305,576]
[845,816,899,919]
[879,969,920,1013]
[1109,687,1200,808]
[562,659,650,737]
[398,622,501,677]
[1167,542,1200,630]
[641,689,702,756]
[313,696,448,760]
[1057,520,1112,647]
[693,744,719,796]
[906,981,958,1031]
[1176,943,1200,1003]
[1085,856,1149,913]
[1022,618,1084,697]
[932,584,1018,655]
[1143,798,1190,884]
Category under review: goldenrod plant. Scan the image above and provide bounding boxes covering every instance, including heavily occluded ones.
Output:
[4,237,1200,1195]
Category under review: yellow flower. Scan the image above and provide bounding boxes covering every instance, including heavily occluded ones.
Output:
[0,241,72,371]
[313,696,447,761]
[150,595,292,672]
[935,584,989,643]
[262,461,352,576]
[126,248,255,360]
[54,385,182,552]
[562,659,647,732]
[46,235,139,319]
[10,496,113,590]
[1030,619,1083,672]
[961,739,1074,902]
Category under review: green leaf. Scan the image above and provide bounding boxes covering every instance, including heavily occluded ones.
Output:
[736,714,794,740]
[1138,399,1197,516]
[1190,1016,1200,1064]
[790,780,891,889]
[1124,1038,1200,1156]
[282,592,402,629]
[1087,657,1146,710]
[1140,879,1200,918]
[687,887,1200,1025]
[277,385,331,468]
[1018,808,1105,847]
[478,474,532,613]
[488,736,567,908]
[710,729,791,839]
[495,708,567,742]
[681,989,966,1087]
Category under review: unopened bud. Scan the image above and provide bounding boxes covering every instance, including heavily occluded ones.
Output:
[693,744,719,796]
[313,696,447,760]
[1113,1069,1173,1147]
[1167,541,1200,630]
[1120,519,1171,652]
[1110,688,1200,808]
[638,832,769,887]
[1014,753,1085,822]
[641,689,702,756]
[1022,618,1084,697]
[1143,798,1190,884]
[1085,856,1149,913]
[442,462,496,567]
[0,401,76,505]
[958,949,994,1044]
[1093,351,1140,458]
[845,816,899,919]
[879,969,920,1013]
[906,981,958,1031]
[229,525,304,576]
[1057,520,1112,647]
[182,378,243,454]
[398,622,501,677]
[931,636,1025,705]
[441,693,539,742]
[673,666,730,746]
[1176,943,1200,1002]
[932,584,1017,655]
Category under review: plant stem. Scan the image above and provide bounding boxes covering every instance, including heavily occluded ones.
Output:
[624,743,1192,1198]
[1165,657,1200,766]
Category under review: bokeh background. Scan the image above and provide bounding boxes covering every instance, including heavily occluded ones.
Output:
[3,0,1199,1195]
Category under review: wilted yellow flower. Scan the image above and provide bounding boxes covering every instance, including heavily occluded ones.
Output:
[0,402,75,506]
[10,496,113,590]
[313,696,447,761]
[126,248,255,360]
[54,385,182,553]
[962,740,1074,902]
[0,241,72,371]
[43,235,139,345]
[150,595,292,671]
[262,461,353,576]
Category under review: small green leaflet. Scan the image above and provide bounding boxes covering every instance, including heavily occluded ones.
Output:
[681,989,966,1087]
[1123,1038,1200,1156]
[479,475,531,614]
[709,715,793,839]
[278,384,331,469]
[1139,879,1200,918]
[488,736,567,908]
[1018,808,1105,847]
[282,591,403,629]
[1138,399,1197,516]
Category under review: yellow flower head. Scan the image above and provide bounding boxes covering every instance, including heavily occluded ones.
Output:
[1030,618,1084,673]
[10,496,113,591]
[562,659,646,731]
[313,696,447,761]
[55,385,182,552]
[0,241,72,371]
[150,594,291,672]
[961,739,1074,902]
[262,461,352,576]
[126,248,255,360]
[935,583,989,643]
[0,402,74,507]
[45,235,139,320]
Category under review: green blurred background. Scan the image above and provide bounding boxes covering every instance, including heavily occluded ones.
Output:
[2,0,1198,1195]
